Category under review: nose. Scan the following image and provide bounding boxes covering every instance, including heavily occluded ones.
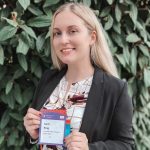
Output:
[60,33,69,44]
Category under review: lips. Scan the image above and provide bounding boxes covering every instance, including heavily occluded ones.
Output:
[60,48,76,56]
[60,48,75,52]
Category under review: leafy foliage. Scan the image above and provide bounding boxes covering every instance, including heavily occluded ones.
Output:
[0,0,150,149]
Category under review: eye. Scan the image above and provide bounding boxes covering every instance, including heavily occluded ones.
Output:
[53,31,61,37]
[69,29,77,34]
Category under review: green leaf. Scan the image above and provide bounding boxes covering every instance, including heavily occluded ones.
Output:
[43,7,53,16]
[100,6,111,17]
[83,0,91,6]
[16,38,29,55]
[17,54,28,71]
[18,0,30,10]
[43,0,60,7]
[141,86,150,101]
[0,136,4,145]
[115,4,122,22]
[123,45,130,65]
[36,33,46,52]
[43,38,50,56]
[130,48,137,75]
[111,32,124,47]
[20,31,32,48]
[136,21,144,31]
[138,45,150,57]
[31,59,38,73]
[20,25,37,39]
[138,56,148,69]
[127,77,136,97]
[21,87,34,109]
[0,6,10,18]
[104,15,113,30]
[10,113,23,121]
[16,1,25,15]
[106,0,114,5]
[14,84,23,104]
[2,17,18,27]
[45,30,50,39]
[7,91,15,109]
[32,63,42,78]
[34,64,42,78]
[0,25,17,41]
[23,87,34,100]
[126,33,141,43]
[146,41,150,47]
[144,68,150,87]
[0,110,10,129]
[129,3,138,25]
[0,45,4,65]
[7,131,16,146]
[0,66,6,80]
[140,30,147,43]
[28,4,43,16]
[13,68,24,79]
[27,15,51,27]
[116,54,126,67]
[113,22,121,34]
[34,0,42,3]
[5,80,13,95]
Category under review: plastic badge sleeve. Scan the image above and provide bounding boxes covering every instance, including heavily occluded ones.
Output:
[38,109,67,145]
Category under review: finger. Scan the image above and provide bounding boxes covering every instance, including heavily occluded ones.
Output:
[26,113,41,120]
[66,131,87,141]
[27,108,41,116]
[24,116,41,128]
[65,136,83,145]
[67,141,84,150]
[26,126,39,139]
[72,130,87,136]
[26,124,40,131]
[65,130,80,140]
[65,132,88,149]
[28,119,41,126]
[67,144,81,150]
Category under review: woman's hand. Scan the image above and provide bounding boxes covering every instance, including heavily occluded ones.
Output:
[23,108,41,140]
[65,130,89,150]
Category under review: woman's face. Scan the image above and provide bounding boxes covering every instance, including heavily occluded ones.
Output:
[52,10,95,66]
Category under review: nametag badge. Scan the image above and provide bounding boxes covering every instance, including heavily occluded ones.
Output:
[38,109,66,145]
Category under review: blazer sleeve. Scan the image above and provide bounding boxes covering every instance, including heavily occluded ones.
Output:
[88,82,134,150]
[24,69,58,149]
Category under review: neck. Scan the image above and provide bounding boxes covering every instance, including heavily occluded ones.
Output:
[65,63,94,84]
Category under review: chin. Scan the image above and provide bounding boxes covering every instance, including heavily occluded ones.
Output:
[60,57,72,63]
[61,60,75,66]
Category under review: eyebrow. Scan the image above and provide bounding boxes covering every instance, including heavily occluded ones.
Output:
[53,25,79,30]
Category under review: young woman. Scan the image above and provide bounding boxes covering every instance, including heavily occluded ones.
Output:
[24,2,134,150]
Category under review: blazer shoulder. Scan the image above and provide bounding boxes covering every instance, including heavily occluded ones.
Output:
[100,71,127,99]
[94,67,125,89]
[40,68,60,83]
[103,72,125,89]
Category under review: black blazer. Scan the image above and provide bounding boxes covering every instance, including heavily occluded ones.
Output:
[28,66,134,150]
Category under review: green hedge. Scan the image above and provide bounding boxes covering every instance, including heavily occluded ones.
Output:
[0,0,150,149]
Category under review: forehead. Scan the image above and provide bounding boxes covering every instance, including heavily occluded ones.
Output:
[53,10,85,29]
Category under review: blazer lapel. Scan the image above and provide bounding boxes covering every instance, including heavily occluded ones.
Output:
[80,67,104,142]
[36,68,67,110]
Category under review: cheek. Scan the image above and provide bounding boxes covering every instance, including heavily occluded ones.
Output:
[79,34,91,44]
[52,39,57,49]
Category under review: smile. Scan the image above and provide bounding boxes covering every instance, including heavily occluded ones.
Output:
[61,48,75,53]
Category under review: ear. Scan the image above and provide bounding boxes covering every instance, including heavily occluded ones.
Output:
[90,31,96,45]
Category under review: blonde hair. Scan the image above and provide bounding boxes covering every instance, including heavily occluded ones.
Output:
[50,3,119,78]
